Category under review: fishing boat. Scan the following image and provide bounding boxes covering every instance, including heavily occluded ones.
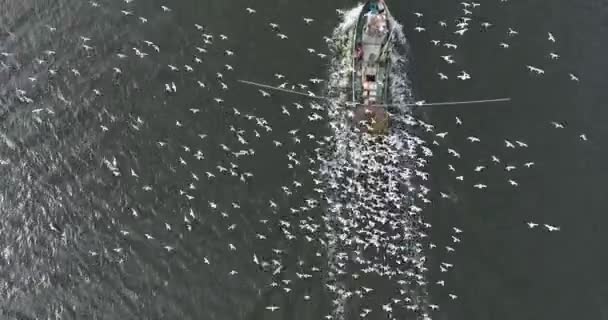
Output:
[351,0,393,135]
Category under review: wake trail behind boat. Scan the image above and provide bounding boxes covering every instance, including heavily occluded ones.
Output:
[318,3,434,320]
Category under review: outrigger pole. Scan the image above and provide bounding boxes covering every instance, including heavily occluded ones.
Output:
[237,79,511,107]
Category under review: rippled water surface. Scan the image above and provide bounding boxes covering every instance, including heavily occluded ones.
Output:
[1,0,607,319]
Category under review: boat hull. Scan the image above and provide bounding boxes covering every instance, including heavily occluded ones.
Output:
[351,0,393,135]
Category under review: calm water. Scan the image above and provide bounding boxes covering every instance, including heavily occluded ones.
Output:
[1,0,607,319]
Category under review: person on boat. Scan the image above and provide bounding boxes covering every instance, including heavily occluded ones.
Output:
[355,43,364,61]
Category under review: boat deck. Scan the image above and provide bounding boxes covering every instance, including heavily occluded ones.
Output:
[352,1,392,107]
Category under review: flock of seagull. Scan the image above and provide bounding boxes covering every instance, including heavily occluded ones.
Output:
[408,1,581,83]
[0,0,587,319]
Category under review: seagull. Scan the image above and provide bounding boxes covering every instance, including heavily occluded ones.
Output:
[524,162,535,168]
[161,5,171,12]
[544,224,560,232]
[265,305,279,312]
[549,52,560,59]
[505,140,516,148]
[499,42,510,48]
[303,17,314,24]
[225,50,234,56]
[457,71,471,80]
[455,117,463,125]
[473,183,487,189]
[580,134,588,141]
[441,55,454,63]
[277,33,288,39]
[526,65,545,74]
[431,40,440,46]
[550,121,565,128]
[259,90,270,97]
[245,7,256,14]
[467,136,480,142]
[527,222,538,228]
[569,73,579,81]
[414,27,426,32]
[413,12,423,18]
[508,27,518,36]
[438,73,448,80]
[454,28,468,35]
[508,179,518,186]
[548,32,556,42]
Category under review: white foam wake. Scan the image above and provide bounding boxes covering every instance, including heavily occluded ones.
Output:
[318,4,432,319]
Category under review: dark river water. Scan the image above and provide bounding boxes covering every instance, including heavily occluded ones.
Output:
[1,0,607,319]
